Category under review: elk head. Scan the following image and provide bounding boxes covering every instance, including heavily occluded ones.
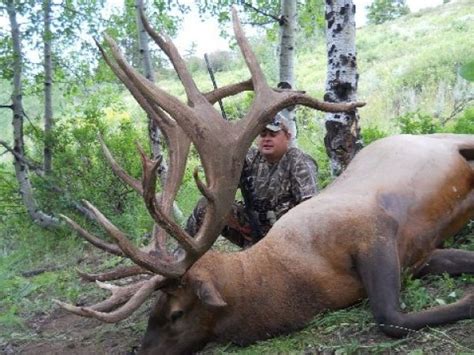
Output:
[54,7,364,354]
[139,273,228,354]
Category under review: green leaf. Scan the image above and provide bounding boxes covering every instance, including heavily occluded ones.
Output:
[460,60,474,82]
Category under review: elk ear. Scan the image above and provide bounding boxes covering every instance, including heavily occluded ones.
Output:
[192,279,227,308]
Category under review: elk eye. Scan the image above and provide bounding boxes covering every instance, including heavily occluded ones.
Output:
[170,310,184,322]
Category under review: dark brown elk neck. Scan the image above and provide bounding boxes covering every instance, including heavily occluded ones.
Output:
[188,238,364,344]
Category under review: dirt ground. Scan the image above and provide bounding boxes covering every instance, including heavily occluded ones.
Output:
[3,304,473,354]
[3,310,141,355]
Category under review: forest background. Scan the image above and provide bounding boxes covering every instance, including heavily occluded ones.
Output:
[0,0,473,353]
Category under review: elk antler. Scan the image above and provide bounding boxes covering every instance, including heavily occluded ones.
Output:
[56,7,365,323]
[54,275,165,322]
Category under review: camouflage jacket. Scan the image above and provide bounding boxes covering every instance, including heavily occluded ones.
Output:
[240,147,318,224]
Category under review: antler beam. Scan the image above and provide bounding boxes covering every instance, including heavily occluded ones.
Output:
[57,7,365,325]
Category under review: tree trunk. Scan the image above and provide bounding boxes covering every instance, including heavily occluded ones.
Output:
[43,0,53,176]
[324,0,362,176]
[134,0,182,222]
[134,0,167,173]
[278,0,297,147]
[7,0,58,228]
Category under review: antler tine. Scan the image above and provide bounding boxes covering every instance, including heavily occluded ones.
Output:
[98,135,143,195]
[204,79,254,104]
[60,214,124,257]
[283,91,366,113]
[193,167,215,203]
[77,265,149,282]
[96,39,178,133]
[98,38,192,257]
[102,30,230,267]
[138,147,199,254]
[82,200,186,278]
[103,34,218,149]
[53,275,165,322]
[229,8,365,137]
[139,9,207,106]
[232,7,270,94]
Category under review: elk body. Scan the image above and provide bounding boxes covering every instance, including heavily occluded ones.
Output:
[55,7,474,355]
[139,134,474,353]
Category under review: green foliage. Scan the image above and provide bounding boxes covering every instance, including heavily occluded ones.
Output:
[445,107,474,134]
[366,0,410,25]
[206,50,238,73]
[185,55,206,73]
[396,111,442,134]
[0,163,22,222]
[296,107,333,188]
[0,37,14,81]
[222,91,254,121]
[336,1,474,126]
[395,107,474,136]
[361,125,389,145]
[105,0,187,70]
[176,153,202,217]
[0,218,83,333]
[460,60,474,82]
[400,272,471,312]
[299,0,325,37]
[195,0,325,47]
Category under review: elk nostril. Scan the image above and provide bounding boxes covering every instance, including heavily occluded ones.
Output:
[171,310,184,322]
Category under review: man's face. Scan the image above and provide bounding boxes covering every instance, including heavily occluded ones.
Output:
[258,129,290,163]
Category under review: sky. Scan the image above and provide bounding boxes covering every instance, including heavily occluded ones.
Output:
[0,0,446,62]
[174,0,445,57]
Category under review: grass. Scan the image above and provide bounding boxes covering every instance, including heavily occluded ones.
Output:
[1,215,472,353]
[293,0,474,133]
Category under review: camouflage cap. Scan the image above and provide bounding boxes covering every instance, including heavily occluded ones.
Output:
[265,112,290,132]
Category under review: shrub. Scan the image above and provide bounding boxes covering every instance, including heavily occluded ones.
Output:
[361,125,389,145]
[445,107,474,134]
[396,111,442,134]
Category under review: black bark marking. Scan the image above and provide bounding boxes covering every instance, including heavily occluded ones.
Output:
[340,54,349,66]
[329,80,353,101]
[328,18,335,29]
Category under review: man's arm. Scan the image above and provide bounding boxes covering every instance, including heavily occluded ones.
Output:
[290,150,319,203]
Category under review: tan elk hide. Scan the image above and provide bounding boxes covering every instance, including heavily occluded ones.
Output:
[54,6,474,355]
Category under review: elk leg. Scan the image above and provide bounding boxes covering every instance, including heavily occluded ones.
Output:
[357,240,474,338]
[414,248,474,278]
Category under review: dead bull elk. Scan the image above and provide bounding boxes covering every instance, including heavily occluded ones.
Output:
[55,7,474,355]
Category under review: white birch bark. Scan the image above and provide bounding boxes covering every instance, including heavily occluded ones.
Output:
[7,0,58,228]
[279,0,297,147]
[324,0,361,176]
[135,0,167,178]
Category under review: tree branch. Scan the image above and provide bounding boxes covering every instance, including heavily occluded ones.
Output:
[244,20,276,26]
[0,140,44,173]
[441,97,474,125]
[242,2,281,23]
